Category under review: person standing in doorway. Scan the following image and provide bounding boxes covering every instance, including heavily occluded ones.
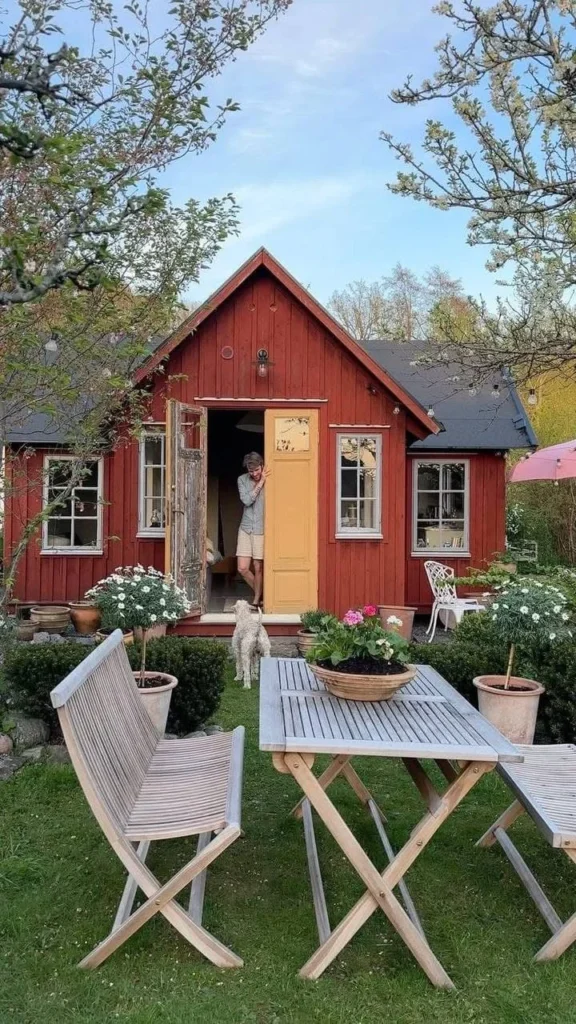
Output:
[237,452,269,609]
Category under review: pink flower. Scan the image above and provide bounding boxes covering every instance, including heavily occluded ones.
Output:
[362,604,378,618]
[343,610,364,626]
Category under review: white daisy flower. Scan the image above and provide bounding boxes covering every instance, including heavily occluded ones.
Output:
[553,605,562,613]
[549,633,556,640]
[532,613,540,622]
[492,603,499,610]
[562,612,570,621]
[142,586,150,593]
[150,614,157,622]
[519,606,529,614]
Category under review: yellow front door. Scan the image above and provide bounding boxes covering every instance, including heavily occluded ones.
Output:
[264,409,318,614]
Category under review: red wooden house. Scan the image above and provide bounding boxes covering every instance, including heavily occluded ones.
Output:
[5,249,536,633]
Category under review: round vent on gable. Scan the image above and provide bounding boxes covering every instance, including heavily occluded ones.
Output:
[221,346,234,360]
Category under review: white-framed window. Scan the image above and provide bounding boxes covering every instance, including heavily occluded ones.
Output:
[138,430,166,536]
[336,434,382,538]
[42,456,103,553]
[412,459,470,554]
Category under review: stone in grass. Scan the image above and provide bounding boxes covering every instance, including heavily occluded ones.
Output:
[204,724,223,735]
[11,713,49,752]
[43,744,71,765]
[0,755,25,781]
[0,734,13,755]
[185,730,207,739]
[20,745,44,763]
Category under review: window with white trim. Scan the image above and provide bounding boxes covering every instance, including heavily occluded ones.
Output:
[413,460,469,553]
[337,434,382,536]
[138,431,166,534]
[42,457,103,552]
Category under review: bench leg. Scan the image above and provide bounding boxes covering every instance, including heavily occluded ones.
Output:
[189,831,212,924]
[535,850,576,962]
[476,800,524,848]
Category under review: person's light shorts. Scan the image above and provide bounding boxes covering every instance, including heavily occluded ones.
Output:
[236,529,264,560]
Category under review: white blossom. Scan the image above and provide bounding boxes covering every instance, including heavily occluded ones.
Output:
[150,614,157,622]
[549,633,557,640]
[532,613,540,622]
[520,606,529,614]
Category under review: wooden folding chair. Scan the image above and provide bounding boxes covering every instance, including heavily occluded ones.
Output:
[477,744,576,962]
[50,629,244,969]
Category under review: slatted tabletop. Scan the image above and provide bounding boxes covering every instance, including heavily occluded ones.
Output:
[260,658,522,763]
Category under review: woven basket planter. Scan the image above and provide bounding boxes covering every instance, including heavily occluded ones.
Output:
[308,662,417,702]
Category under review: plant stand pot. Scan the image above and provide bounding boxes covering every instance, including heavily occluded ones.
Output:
[69,601,101,635]
[30,605,71,634]
[96,628,134,646]
[297,630,318,657]
[135,671,178,734]
[133,624,168,642]
[377,605,417,641]
[309,663,417,702]
[473,675,545,745]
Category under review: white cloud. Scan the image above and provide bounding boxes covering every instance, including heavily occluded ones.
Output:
[234,174,370,241]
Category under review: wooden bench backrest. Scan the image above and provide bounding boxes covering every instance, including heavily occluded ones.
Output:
[51,631,158,832]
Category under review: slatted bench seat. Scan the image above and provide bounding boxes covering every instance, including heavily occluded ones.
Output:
[50,629,244,970]
[477,743,576,962]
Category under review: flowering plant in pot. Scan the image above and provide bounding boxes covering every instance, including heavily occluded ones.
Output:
[474,579,573,743]
[307,605,415,701]
[297,609,335,656]
[86,565,191,732]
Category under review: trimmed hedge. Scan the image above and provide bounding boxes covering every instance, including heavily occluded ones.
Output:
[4,636,228,738]
[410,613,576,744]
[126,636,228,734]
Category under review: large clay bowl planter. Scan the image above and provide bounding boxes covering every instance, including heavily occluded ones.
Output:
[69,601,101,635]
[473,675,545,745]
[309,663,417,702]
[133,624,168,642]
[135,671,178,734]
[96,628,134,646]
[297,630,318,657]
[377,605,417,641]
[30,605,70,634]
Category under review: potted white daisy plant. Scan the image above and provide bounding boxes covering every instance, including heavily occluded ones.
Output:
[474,579,572,744]
[86,565,191,732]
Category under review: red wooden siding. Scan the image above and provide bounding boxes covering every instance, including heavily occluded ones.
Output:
[405,452,506,611]
[6,266,505,620]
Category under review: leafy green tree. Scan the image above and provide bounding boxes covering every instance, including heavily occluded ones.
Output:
[382,0,576,381]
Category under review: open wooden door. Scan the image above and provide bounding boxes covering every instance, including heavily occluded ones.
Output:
[264,409,318,614]
[165,400,207,616]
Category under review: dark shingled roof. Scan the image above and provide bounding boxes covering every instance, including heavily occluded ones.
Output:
[6,337,537,451]
[362,339,537,451]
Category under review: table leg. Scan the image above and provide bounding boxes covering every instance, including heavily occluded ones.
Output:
[286,753,492,986]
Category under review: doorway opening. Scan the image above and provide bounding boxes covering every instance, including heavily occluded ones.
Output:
[206,408,264,612]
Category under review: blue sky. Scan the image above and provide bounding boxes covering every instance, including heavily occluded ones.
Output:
[165,0,501,308]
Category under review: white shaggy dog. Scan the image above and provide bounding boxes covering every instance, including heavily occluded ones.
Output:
[232,599,271,688]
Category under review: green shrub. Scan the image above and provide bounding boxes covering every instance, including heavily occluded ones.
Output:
[300,609,333,633]
[4,635,228,739]
[3,643,86,737]
[127,636,228,734]
[411,612,576,743]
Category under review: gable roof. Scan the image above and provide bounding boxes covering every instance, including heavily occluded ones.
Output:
[363,339,537,451]
[134,247,439,438]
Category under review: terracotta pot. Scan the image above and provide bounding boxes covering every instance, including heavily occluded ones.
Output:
[377,605,417,641]
[297,630,318,657]
[30,605,70,634]
[96,628,134,646]
[133,624,168,642]
[309,662,417,702]
[134,671,178,734]
[69,601,101,635]
[473,675,545,745]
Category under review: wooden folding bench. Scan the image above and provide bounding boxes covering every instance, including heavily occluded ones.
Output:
[478,743,576,962]
[50,629,245,969]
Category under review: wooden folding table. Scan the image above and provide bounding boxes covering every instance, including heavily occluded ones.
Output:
[259,657,522,988]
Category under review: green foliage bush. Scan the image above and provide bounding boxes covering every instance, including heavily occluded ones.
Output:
[3,643,86,737]
[127,636,228,735]
[411,613,576,743]
[4,635,228,739]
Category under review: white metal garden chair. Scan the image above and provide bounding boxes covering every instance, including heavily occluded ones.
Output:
[424,559,485,643]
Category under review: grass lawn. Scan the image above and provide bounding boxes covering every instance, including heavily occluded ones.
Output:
[1,668,576,1024]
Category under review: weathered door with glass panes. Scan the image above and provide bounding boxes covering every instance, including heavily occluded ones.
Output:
[165,400,207,615]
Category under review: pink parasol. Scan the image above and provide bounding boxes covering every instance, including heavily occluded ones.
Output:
[509,439,576,483]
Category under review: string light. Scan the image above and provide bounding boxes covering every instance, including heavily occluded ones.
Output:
[393,404,400,415]
[468,383,477,397]
[491,382,500,398]
[528,388,537,406]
